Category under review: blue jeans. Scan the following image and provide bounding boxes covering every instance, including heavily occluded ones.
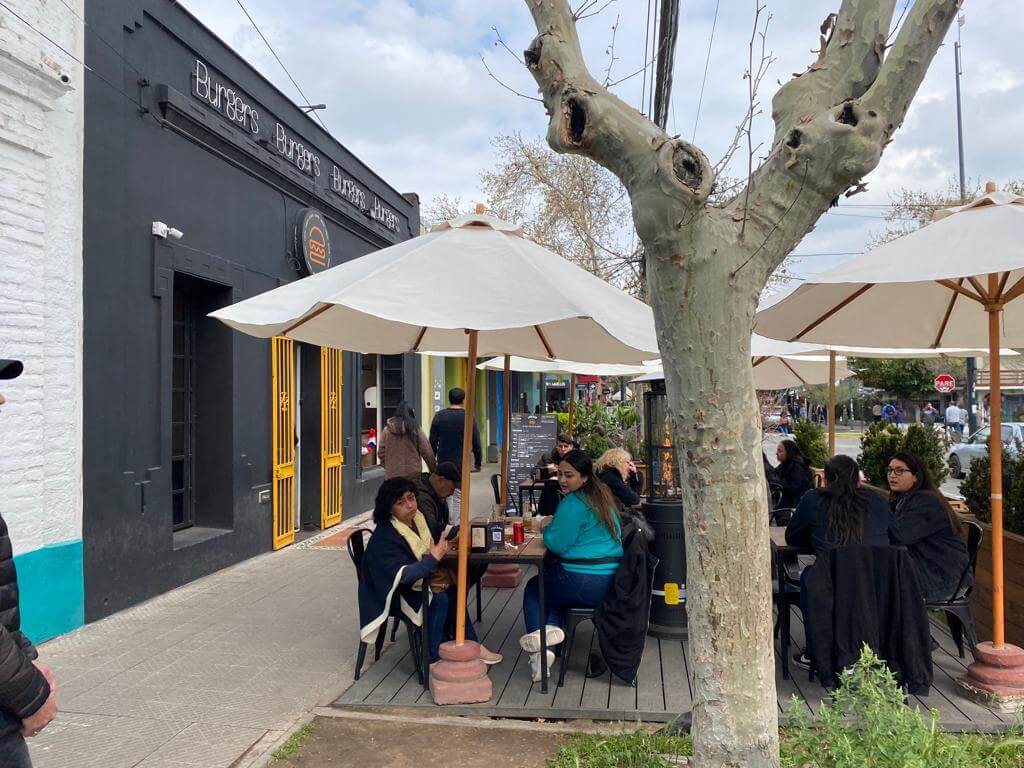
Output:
[523,563,614,633]
[427,587,477,662]
[0,730,31,768]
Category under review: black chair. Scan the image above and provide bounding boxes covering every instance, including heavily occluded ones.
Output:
[490,472,520,515]
[772,506,795,527]
[347,528,425,685]
[771,546,803,680]
[926,520,984,658]
[557,607,597,688]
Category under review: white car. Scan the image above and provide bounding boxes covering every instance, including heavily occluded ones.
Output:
[948,423,1024,479]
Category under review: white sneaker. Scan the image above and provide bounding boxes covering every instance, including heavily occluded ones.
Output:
[519,625,565,653]
[530,650,556,683]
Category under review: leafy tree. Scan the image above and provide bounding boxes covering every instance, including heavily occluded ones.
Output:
[848,357,936,400]
[858,422,948,487]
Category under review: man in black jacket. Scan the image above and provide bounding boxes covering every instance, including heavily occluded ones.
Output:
[429,388,481,471]
[409,462,460,532]
[0,360,56,767]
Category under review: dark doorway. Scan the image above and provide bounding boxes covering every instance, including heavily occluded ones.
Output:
[171,283,197,530]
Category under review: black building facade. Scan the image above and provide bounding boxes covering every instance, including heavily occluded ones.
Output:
[83,0,420,620]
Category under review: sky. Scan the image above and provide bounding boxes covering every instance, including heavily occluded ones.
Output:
[181,0,1023,281]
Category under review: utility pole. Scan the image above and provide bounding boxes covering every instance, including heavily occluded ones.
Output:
[954,30,977,433]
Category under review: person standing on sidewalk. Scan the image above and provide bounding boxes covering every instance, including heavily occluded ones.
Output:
[0,360,57,767]
[429,388,481,472]
[945,400,962,440]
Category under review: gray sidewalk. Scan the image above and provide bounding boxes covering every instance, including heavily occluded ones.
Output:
[28,530,361,768]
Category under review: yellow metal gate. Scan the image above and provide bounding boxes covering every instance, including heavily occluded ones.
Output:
[272,337,296,550]
[321,347,344,529]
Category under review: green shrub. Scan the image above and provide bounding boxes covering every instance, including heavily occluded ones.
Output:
[858,421,948,487]
[566,401,639,459]
[961,447,1024,536]
[782,646,1024,768]
[793,419,829,469]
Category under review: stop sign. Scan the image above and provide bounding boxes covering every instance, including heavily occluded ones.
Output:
[934,374,956,393]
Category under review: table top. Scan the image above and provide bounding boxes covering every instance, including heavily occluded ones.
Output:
[770,526,812,555]
[518,479,552,490]
[443,533,547,564]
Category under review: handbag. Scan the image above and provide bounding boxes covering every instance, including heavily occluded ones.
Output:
[429,565,456,593]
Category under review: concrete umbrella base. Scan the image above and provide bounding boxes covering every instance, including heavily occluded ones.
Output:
[481,564,523,588]
[957,641,1024,713]
[430,640,492,705]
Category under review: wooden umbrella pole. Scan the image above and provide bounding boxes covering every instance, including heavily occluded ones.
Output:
[500,354,511,509]
[455,330,479,644]
[828,351,837,456]
[567,374,576,435]
[988,273,1006,647]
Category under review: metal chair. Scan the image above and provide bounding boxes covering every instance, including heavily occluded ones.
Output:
[557,607,598,688]
[347,528,425,685]
[490,472,520,515]
[926,519,984,658]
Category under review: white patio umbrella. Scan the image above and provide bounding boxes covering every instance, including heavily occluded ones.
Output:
[212,211,660,652]
[755,183,1024,652]
[631,354,849,390]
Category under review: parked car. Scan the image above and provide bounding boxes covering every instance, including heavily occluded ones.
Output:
[948,423,1024,479]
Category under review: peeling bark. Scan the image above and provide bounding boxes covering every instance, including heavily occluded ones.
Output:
[522,1,958,765]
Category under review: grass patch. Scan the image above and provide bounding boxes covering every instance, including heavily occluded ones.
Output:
[548,729,692,768]
[273,721,314,761]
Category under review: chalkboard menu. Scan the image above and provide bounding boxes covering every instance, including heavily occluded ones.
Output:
[505,414,558,512]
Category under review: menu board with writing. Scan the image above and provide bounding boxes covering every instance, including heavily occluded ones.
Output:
[505,414,558,513]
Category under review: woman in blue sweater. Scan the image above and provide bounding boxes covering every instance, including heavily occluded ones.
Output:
[520,450,623,681]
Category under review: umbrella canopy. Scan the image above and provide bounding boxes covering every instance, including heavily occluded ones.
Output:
[476,355,649,377]
[754,184,1024,655]
[755,190,1024,348]
[632,354,849,391]
[211,212,659,363]
[789,345,1018,359]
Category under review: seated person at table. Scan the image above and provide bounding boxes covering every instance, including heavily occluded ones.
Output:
[536,433,577,477]
[595,448,643,510]
[521,450,623,681]
[785,455,891,668]
[409,461,460,531]
[533,434,577,516]
[776,439,813,511]
[887,451,971,603]
[358,478,501,665]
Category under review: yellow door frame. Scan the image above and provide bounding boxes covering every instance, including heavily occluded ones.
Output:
[272,337,297,550]
[321,346,344,529]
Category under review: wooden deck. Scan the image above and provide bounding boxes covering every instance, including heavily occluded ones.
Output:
[333,573,1008,730]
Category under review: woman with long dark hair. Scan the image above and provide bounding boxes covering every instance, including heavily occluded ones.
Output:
[775,439,813,511]
[358,478,500,664]
[379,401,436,479]
[887,451,970,602]
[785,455,891,668]
[520,450,623,681]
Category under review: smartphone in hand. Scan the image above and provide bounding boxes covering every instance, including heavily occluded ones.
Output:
[445,525,461,541]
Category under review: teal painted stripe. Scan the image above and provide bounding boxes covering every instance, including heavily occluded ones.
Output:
[14,540,84,643]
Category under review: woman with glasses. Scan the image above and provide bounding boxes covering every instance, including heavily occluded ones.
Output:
[886,452,970,603]
[785,455,891,668]
[358,478,501,665]
[775,439,813,511]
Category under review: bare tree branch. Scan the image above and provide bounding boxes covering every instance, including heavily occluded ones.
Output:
[740,2,773,237]
[602,14,620,86]
[480,54,543,103]
[491,26,525,64]
[572,0,616,22]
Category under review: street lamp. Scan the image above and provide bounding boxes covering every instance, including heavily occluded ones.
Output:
[299,104,327,113]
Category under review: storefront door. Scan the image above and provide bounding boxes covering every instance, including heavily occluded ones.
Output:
[321,347,343,529]
[272,337,297,549]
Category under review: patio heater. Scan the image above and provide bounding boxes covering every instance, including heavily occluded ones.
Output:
[642,379,688,638]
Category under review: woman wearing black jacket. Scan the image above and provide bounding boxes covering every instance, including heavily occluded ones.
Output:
[595,448,643,509]
[887,451,971,603]
[775,439,813,511]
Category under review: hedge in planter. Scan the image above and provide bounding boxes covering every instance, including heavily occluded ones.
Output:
[858,422,948,488]
[793,419,828,469]
[961,447,1024,537]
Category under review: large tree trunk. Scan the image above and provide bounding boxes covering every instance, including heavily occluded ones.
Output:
[649,238,777,764]
[522,2,958,764]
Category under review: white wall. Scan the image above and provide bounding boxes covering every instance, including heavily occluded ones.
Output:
[0,0,84,557]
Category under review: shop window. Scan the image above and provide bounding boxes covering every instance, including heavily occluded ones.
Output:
[359,354,405,469]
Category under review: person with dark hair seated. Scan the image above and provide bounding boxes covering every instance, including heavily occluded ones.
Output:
[409,461,461,532]
[358,478,501,665]
[536,433,577,475]
[887,451,970,603]
[786,454,891,669]
[776,439,813,511]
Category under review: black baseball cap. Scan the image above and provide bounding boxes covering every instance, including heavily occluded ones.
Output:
[434,462,461,484]
[0,360,22,380]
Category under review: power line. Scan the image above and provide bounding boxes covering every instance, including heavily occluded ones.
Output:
[691,0,720,142]
[232,0,330,134]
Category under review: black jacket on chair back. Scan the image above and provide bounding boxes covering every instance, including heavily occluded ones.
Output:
[0,513,50,735]
[805,545,932,695]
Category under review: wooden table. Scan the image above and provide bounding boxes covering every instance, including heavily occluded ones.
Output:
[433,534,553,691]
[770,526,812,679]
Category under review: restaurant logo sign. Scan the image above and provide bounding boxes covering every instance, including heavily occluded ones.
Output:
[934,374,957,393]
[297,209,332,274]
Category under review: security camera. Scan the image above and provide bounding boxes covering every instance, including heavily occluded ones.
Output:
[167,227,184,240]
[151,221,184,240]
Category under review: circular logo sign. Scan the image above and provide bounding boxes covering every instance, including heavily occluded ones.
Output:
[296,208,331,274]
[934,374,956,394]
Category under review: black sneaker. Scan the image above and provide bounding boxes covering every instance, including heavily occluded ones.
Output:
[792,651,812,670]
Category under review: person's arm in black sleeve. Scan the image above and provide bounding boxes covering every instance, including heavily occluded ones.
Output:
[399,555,440,585]
[627,470,643,496]
[429,414,440,456]
[473,422,482,469]
[785,492,816,548]
[889,494,950,546]
[606,472,640,507]
[0,624,49,720]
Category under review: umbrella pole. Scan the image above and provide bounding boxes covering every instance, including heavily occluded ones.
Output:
[500,355,511,509]
[987,281,1006,648]
[568,374,576,435]
[455,330,479,645]
[828,351,837,456]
